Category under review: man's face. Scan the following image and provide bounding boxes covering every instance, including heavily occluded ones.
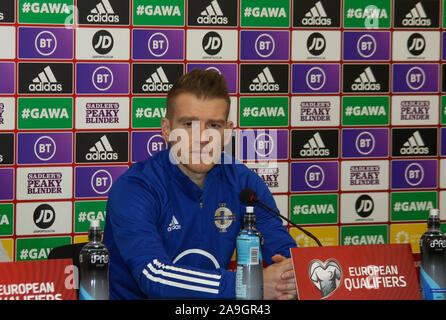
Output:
[161,93,233,174]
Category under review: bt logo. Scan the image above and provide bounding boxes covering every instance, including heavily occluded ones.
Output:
[92,66,114,91]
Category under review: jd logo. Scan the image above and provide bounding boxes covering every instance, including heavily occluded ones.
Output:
[355,194,374,218]
[407,33,425,56]
[92,30,114,55]
[307,32,326,56]
[33,203,55,229]
[202,31,222,55]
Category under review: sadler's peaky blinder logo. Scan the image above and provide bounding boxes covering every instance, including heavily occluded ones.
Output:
[214,203,235,232]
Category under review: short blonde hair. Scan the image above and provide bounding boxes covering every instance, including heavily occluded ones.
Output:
[166,69,230,119]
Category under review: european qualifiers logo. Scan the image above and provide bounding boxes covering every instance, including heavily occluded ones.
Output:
[291,129,338,159]
[75,132,129,163]
[293,0,341,28]
[342,64,389,93]
[393,0,439,28]
[0,133,14,165]
[188,0,237,27]
[0,0,15,23]
[77,0,129,25]
[239,64,288,94]
[132,63,183,94]
[392,128,437,157]
[18,63,73,94]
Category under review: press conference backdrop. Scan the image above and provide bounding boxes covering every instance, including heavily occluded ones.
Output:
[0,0,445,263]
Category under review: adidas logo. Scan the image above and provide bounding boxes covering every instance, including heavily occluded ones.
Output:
[28,66,62,92]
[301,1,332,26]
[249,67,279,92]
[167,215,181,232]
[197,0,228,25]
[400,130,429,155]
[87,0,119,23]
[85,135,118,161]
[300,132,330,157]
[351,67,381,91]
[402,2,431,26]
[142,67,173,92]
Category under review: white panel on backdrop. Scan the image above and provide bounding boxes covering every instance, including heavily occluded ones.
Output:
[0,26,15,59]
[291,30,341,61]
[391,95,439,125]
[0,98,15,130]
[76,27,130,60]
[16,201,72,235]
[16,167,73,200]
[341,160,389,191]
[340,192,388,223]
[291,96,340,127]
[245,162,289,193]
[186,29,238,61]
[392,31,440,61]
[75,97,130,129]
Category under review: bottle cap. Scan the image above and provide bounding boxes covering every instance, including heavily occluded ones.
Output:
[90,219,100,228]
[246,206,254,214]
[430,209,439,217]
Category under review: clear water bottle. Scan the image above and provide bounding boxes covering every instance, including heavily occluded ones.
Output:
[235,206,263,300]
[419,209,446,300]
[79,219,109,300]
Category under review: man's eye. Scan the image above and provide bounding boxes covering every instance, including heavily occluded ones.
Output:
[183,121,192,127]
[208,123,222,129]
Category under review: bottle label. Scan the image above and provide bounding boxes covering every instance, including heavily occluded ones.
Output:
[79,285,94,300]
[237,234,262,265]
[235,265,247,299]
[420,267,446,300]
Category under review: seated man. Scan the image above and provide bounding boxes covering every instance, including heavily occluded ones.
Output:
[103,69,297,299]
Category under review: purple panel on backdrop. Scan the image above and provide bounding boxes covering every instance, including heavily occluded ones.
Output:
[292,64,340,93]
[391,159,437,189]
[131,131,167,162]
[18,132,72,164]
[19,27,73,59]
[76,63,129,94]
[75,166,128,198]
[133,29,184,60]
[187,63,237,94]
[441,128,446,156]
[343,31,390,60]
[0,63,15,94]
[238,129,288,160]
[240,31,289,60]
[0,169,13,200]
[342,128,389,158]
[392,64,438,93]
[290,162,339,192]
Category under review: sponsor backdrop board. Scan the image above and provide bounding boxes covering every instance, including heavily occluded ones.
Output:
[0,0,445,265]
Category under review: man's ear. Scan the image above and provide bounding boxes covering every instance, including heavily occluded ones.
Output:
[161,117,171,143]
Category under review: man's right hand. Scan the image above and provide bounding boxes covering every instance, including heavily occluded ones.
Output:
[262,254,298,300]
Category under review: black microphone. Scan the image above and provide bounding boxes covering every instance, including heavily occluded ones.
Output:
[240,188,322,247]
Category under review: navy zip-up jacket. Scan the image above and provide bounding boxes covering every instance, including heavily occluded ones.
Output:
[103,149,296,299]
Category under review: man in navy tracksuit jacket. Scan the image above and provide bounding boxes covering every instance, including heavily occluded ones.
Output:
[103,69,297,300]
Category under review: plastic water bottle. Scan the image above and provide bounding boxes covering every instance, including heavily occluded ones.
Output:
[235,206,263,300]
[419,209,446,300]
[79,219,109,300]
